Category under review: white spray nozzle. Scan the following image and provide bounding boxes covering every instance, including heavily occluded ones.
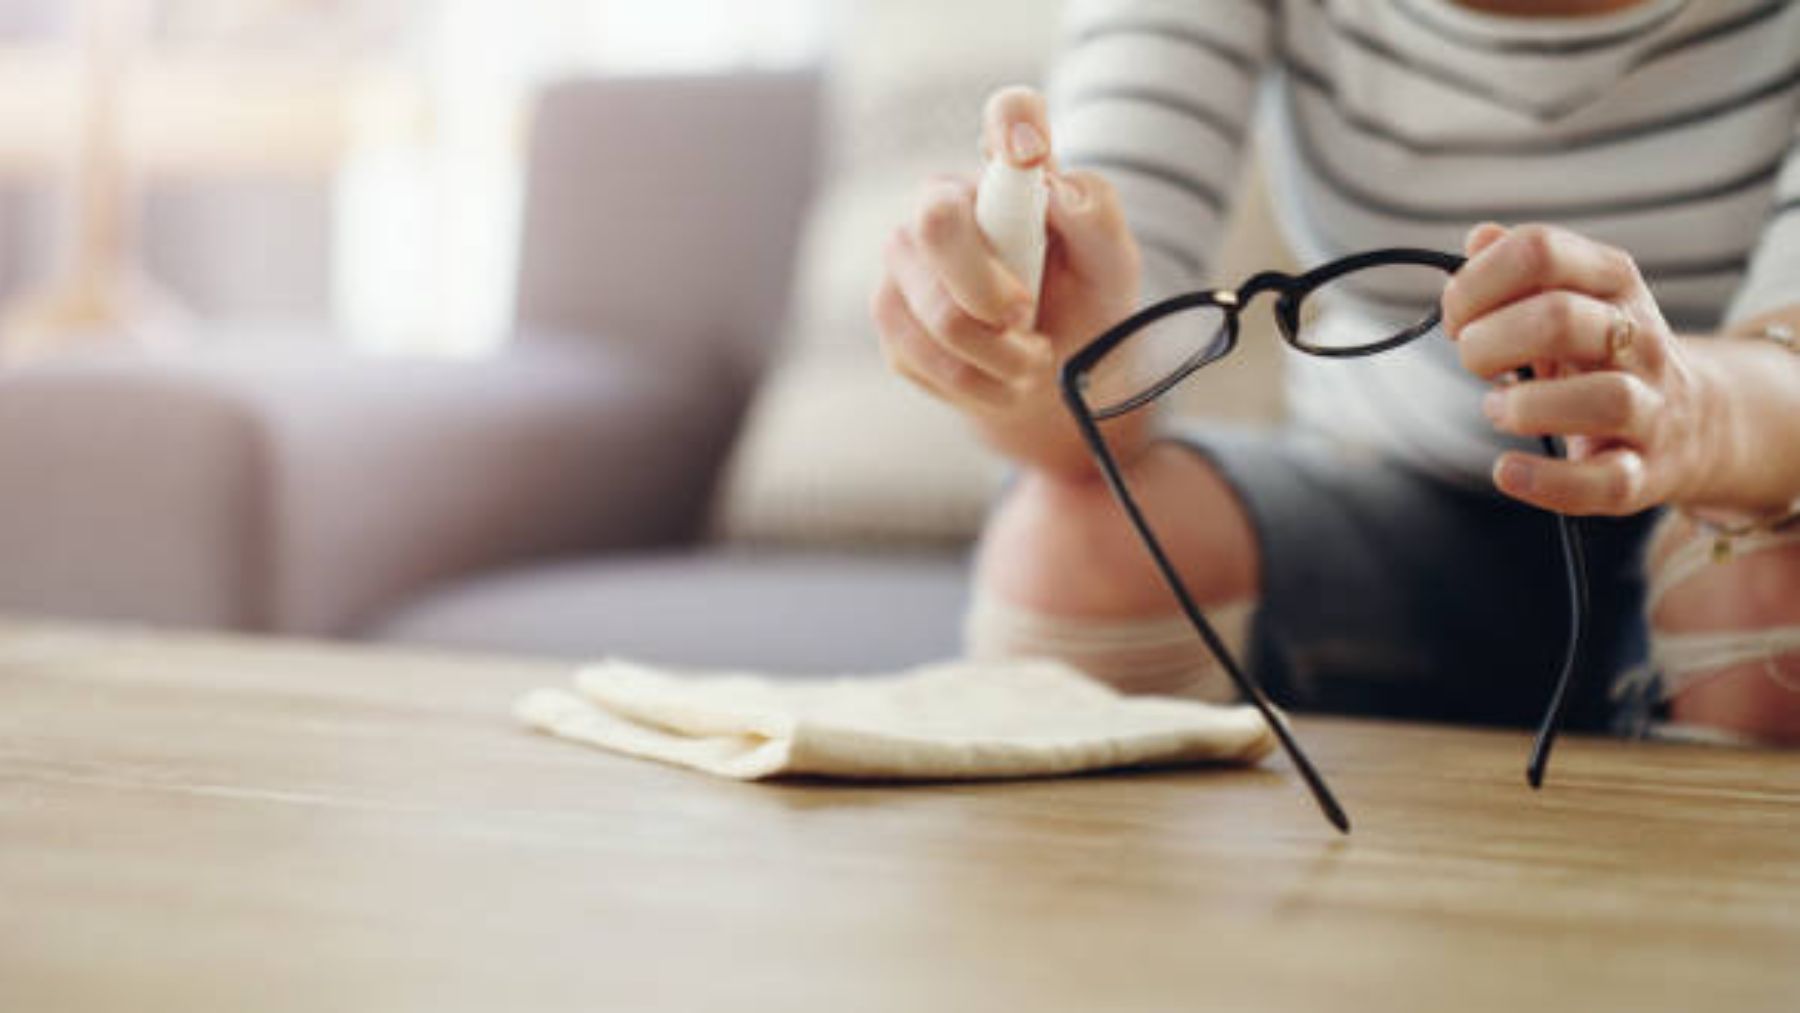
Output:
[975,157,1049,319]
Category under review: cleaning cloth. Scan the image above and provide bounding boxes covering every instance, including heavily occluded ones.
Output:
[516,657,1275,781]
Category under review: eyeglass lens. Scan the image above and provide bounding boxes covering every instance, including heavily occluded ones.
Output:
[1289,262,1451,352]
[1084,302,1233,416]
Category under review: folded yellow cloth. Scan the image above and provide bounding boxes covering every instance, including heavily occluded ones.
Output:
[515,657,1275,781]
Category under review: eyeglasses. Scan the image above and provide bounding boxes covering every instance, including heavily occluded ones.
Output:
[1058,248,1590,833]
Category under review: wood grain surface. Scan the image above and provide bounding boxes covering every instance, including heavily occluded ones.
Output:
[1,619,1796,1012]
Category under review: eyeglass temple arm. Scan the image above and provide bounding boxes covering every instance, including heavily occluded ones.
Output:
[1072,415,1351,833]
[1521,374,1593,788]
[1189,597,1354,834]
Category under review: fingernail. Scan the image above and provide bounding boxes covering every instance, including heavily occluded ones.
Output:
[1009,122,1047,164]
[1496,457,1533,493]
[1482,389,1506,424]
[1465,221,1503,254]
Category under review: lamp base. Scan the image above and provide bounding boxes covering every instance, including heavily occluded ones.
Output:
[0,266,190,366]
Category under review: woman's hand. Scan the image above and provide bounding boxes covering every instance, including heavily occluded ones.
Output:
[870,86,1145,479]
[1442,222,1725,516]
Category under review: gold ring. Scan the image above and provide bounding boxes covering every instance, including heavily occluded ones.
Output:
[1605,304,1636,363]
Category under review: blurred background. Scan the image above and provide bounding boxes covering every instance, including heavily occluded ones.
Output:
[0,0,827,356]
[0,0,1285,672]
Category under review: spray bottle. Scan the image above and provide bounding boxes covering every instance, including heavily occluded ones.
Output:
[975,147,1049,321]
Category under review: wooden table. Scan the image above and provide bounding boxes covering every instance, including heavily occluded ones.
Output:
[2,620,1796,1012]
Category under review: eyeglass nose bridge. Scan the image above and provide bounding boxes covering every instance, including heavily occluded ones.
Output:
[1220,270,1306,343]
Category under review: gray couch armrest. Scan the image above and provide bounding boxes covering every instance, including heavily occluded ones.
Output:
[0,342,734,636]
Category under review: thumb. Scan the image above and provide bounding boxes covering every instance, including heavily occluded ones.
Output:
[981,85,1052,169]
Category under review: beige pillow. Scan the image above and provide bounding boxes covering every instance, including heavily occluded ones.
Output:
[714,356,1005,547]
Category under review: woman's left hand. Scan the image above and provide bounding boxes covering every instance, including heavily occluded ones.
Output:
[1442,222,1721,517]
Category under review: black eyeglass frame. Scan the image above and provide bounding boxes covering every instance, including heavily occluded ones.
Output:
[1059,247,1590,833]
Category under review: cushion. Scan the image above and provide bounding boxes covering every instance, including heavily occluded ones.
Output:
[370,550,972,674]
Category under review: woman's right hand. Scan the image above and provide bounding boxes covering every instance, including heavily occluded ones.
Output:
[870,86,1146,479]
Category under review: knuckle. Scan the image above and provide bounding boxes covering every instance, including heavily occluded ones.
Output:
[926,297,977,344]
[883,336,924,384]
[1601,244,1640,288]
[1594,374,1637,431]
[871,283,910,336]
[892,359,937,398]
[915,192,965,249]
[940,359,983,396]
[882,227,908,266]
[1440,285,1470,336]
[1618,374,1659,430]
[1067,168,1119,207]
[1599,452,1647,512]
[1455,320,1490,372]
[1512,224,1558,275]
[1539,290,1579,339]
[894,336,952,394]
[876,311,919,364]
[869,283,894,328]
[1594,474,1628,513]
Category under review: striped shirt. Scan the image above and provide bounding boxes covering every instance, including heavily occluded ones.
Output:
[1048,0,1800,485]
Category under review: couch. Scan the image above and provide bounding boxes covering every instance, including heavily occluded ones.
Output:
[0,71,978,674]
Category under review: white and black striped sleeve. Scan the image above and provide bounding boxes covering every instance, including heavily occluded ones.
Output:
[1727,121,1800,324]
[1047,0,1276,303]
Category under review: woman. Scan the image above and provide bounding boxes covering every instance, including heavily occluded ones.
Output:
[870,0,1800,742]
